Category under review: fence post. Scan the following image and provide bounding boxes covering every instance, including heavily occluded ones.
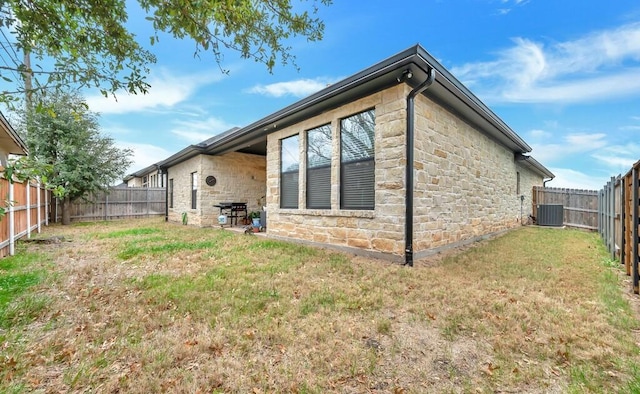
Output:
[611,176,616,260]
[8,180,14,256]
[146,187,150,217]
[26,181,31,239]
[621,177,626,266]
[633,166,639,294]
[603,183,607,249]
[36,180,41,233]
[105,192,108,221]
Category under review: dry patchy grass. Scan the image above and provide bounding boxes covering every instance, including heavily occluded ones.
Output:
[1,218,639,393]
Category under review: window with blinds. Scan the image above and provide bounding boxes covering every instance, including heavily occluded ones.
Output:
[280,135,300,209]
[168,178,174,208]
[306,124,332,209]
[340,109,375,210]
[190,172,197,209]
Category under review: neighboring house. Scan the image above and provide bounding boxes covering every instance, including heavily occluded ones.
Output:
[123,164,165,188]
[160,44,553,264]
[0,111,28,164]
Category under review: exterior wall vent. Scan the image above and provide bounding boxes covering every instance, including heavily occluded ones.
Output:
[537,204,563,227]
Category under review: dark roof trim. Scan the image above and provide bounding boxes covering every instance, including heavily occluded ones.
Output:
[415,46,531,152]
[516,154,555,179]
[157,127,241,169]
[161,44,535,168]
[123,162,161,182]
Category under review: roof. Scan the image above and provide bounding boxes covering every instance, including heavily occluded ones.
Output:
[157,127,242,169]
[0,111,28,156]
[123,163,159,182]
[516,154,555,179]
[160,43,536,169]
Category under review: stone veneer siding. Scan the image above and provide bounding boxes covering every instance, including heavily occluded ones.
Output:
[166,152,266,227]
[412,93,542,257]
[266,84,543,261]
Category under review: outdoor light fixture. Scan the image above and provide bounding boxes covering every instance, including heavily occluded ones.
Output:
[397,69,413,82]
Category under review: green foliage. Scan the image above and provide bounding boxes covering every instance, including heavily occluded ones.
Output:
[0,0,332,107]
[23,91,133,203]
[0,252,46,328]
[98,227,162,239]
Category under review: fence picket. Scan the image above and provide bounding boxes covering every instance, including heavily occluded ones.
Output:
[532,186,598,230]
[54,187,166,222]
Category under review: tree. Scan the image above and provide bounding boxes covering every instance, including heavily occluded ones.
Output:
[22,91,133,224]
[0,0,331,107]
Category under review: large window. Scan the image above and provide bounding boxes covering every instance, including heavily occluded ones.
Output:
[168,178,174,208]
[341,109,375,210]
[280,135,300,208]
[307,124,332,209]
[190,172,197,209]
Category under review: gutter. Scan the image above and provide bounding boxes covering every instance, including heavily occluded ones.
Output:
[405,67,436,267]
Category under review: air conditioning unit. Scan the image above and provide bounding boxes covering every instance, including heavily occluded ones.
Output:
[537,204,563,227]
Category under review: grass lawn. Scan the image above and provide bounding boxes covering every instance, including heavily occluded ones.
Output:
[1,218,639,393]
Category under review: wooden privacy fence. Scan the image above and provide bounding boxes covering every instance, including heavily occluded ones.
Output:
[599,162,640,295]
[54,187,166,222]
[532,186,598,230]
[0,177,49,257]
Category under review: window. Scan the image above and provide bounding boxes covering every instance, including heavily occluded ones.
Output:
[142,175,148,188]
[280,135,300,208]
[168,179,174,208]
[341,109,375,210]
[307,124,332,209]
[516,171,521,195]
[191,172,197,209]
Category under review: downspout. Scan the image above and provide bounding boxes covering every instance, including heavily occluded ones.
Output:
[405,67,436,267]
[543,178,552,187]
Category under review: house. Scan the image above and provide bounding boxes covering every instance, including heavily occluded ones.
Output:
[160,44,553,264]
[0,111,28,164]
[123,163,165,188]
[159,127,266,227]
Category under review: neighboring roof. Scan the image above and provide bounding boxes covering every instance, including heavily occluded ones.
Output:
[160,43,536,169]
[516,154,555,179]
[0,111,28,155]
[123,163,160,182]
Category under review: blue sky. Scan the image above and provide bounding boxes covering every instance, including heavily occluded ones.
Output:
[84,0,640,190]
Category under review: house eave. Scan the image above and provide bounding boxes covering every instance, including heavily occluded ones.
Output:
[157,145,204,170]
[516,154,555,179]
[0,111,28,156]
[201,44,532,157]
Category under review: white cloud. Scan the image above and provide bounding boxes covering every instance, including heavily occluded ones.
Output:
[620,125,640,131]
[247,77,340,98]
[86,69,224,114]
[592,142,640,173]
[170,117,236,144]
[530,133,607,163]
[495,0,528,15]
[451,22,640,104]
[544,168,609,190]
[529,129,552,139]
[116,142,172,176]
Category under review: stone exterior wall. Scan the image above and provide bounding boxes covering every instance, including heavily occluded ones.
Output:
[167,155,201,225]
[265,84,544,260]
[166,152,266,227]
[412,94,543,256]
[517,162,544,223]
